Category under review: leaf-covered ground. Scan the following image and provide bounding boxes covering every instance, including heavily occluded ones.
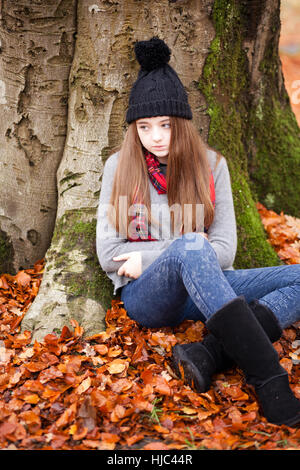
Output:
[0,204,299,451]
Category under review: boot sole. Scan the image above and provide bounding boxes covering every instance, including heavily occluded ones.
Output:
[170,345,210,393]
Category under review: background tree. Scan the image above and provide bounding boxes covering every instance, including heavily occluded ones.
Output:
[0,0,76,273]
[0,0,298,341]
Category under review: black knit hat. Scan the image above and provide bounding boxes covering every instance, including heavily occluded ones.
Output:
[126,37,192,123]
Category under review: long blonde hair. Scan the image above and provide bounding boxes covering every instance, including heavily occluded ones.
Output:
[109,116,215,237]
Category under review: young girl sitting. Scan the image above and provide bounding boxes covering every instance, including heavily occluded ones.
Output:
[97,37,300,427]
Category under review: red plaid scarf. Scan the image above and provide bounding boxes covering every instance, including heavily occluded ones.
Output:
[127,151,215,241]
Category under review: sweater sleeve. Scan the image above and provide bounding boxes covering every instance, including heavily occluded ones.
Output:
[207,156,237,269]
[96,154,174,274]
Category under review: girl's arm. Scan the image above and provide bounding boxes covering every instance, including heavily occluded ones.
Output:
[96,153,175,274]
[207,156,237,269]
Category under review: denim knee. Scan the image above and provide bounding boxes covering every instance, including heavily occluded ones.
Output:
[168,232,214,259]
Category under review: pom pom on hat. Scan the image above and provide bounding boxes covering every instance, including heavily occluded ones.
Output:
[134,37,171,71]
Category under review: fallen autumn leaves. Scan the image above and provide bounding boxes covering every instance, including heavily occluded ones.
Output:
[0,204,299,450]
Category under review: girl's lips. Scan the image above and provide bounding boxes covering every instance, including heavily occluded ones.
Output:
[152,146,166,150]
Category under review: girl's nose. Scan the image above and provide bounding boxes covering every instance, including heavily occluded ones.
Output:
[152,127,162,142]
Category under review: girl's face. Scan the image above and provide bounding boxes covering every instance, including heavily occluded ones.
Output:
[136,116,171,160]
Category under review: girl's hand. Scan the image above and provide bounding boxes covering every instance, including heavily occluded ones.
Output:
[113,252,142,279]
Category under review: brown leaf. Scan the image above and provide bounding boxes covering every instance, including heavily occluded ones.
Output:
[280,357,293,374]
[25,361,50,372]
[143,441,170,450]
[111,404,126,422]
[94,344,108,355]
[23,394,40,404]
[56,403,77,428]
[39,366,64,384]
[126,434,145,447]
[216,381,249,401]
[77,396,97,431]
[107,359,128,375]
[19,410,41,433]
[15,271,31,288]
[0,421,17,438]
[110,378,133,393]
[76,376,92,394]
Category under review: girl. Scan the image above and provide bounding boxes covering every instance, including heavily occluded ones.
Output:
[97,37,300,426]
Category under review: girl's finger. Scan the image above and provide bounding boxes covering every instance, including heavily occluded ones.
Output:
[118,268,130,277]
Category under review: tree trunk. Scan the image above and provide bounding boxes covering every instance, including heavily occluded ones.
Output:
[17,0,299,341]
[0,0,77,274]
[199,0,300,268]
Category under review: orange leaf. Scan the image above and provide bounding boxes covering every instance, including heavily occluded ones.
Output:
[280,357,293,374]
[56,403,77,428]
[19,410,41,433]
[111,404,126,422]
[70,319,84,337]
[153,424,170,434]
[143,442,170,450]
[97,441,116,450]
[25,361,49,372]
[181,406,197,415]
[0,422,17,438]
[217,381,249,401]
[76,376,92,394]
[107,359,128,375]
[23,393,40,404]
[126,434,145,446]
[94,344,108,355]
[15,271,32,287]
[72,426,88,441]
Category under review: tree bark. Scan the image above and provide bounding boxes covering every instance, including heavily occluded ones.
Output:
[245,0,300,217]
[0,0,77,274]
[16,0,299,341]
[199,0,299,268]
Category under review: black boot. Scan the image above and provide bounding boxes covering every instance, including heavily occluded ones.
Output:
[206,296,300,426]
[170,300,282,393]
[249,299,282,343]
[170,334,226,393]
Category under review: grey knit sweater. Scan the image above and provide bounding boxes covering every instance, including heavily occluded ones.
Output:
[96,149,237,295]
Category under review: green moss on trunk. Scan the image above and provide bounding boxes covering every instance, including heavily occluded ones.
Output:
[247,19,300,216]
[248,99,300,215]
[48,208,113,311]
[199,0,283,269]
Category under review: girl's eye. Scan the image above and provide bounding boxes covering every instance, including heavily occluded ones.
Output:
[162,123,170,128]
[138,125,149,131]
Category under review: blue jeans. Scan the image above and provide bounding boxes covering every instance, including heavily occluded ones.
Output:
[120,233,300,329]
